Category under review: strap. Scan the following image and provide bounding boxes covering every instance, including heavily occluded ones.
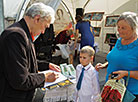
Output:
[126,71,130,87]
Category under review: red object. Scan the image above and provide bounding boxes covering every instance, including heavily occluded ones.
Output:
[55,30,71,44]
[101,86,112,99]
[101,85,121,102]
[70,34,74,38]
[107,89,121,102]
[31,36,35,41]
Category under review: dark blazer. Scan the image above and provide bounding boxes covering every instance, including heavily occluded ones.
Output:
[0,19,45,102]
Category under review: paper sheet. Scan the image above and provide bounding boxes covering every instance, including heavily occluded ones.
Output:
[39,70,67,87]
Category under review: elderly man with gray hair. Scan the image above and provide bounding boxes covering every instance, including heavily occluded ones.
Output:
[0,2,60,102]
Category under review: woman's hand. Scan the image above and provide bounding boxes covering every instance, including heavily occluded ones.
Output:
[95,63,103,71]
[95,62,108,71]
[112,71,128,80]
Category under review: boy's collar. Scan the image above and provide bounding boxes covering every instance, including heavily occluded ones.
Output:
[82,63,92,70]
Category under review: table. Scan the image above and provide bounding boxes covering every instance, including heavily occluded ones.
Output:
[43,83,76,102]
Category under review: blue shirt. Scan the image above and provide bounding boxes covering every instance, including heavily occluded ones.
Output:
[106,38,138,95]
[76,21,94,48]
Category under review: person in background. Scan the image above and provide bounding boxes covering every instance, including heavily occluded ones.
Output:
[54,29,74,64]
[55,29,73,44]
[95,12,138,102]
[75,15,95,49]
[0,2,60,102]
[75,46,100,102]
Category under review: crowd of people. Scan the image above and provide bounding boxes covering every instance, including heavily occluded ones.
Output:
[0,2,138,102]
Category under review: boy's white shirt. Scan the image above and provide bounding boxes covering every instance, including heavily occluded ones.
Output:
[75,63,100,102]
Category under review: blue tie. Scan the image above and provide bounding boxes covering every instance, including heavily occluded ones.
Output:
[76,68,85,90]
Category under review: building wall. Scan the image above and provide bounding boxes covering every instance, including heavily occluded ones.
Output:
[91,0,138,53]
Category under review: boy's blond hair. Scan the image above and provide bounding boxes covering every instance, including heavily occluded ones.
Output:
[80,46,95,57]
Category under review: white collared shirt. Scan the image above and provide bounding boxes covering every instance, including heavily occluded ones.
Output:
[75,63,100,102]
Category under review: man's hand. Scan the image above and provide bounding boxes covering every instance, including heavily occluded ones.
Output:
[45,72,59,82]
[49,63,61,72]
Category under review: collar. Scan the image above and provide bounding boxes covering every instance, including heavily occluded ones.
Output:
[18,18,33,42]
[81,63,91,71]
[117,37,138,50]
